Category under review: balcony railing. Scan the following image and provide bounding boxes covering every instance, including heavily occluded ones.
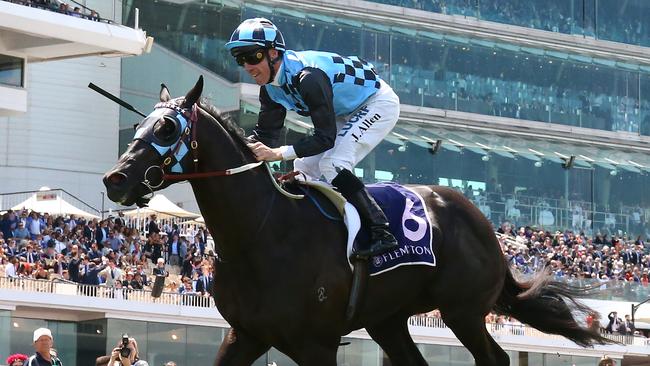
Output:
[2,276,647,346]
[407,316,650,347]
[0,276,214,308]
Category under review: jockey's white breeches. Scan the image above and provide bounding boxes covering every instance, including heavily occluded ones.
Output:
[293,80,400,183]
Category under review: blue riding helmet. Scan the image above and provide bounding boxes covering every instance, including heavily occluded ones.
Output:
[225,18,286,55]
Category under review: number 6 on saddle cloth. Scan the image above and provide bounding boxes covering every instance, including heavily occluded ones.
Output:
[296,180,436,276]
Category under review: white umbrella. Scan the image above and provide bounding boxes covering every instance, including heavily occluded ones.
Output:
[11,192,100,219]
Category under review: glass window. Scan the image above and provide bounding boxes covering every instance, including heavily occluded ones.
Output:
[77,319,108,365]
[185,325,224,366]
[337,338,382,365]
[418,343,451,363]
[122,0,650,135]
[450,345,475,365]
[49,322,77,366]
[106,319,148,357]
[7,318,77,365]
[596,0,650,47]
[267,348,297,365]
[146,322,187,366]
[123,0,241,82]
[10,317,48,357]
[0,54,24,87]
[0,311,11,362]
[367,0,650,48]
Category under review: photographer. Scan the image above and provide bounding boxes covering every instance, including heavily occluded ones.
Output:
[106,335,148,366]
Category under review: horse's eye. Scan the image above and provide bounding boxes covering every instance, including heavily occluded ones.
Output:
[153,116,178,142]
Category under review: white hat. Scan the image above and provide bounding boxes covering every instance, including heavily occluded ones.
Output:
[33,327,52,342]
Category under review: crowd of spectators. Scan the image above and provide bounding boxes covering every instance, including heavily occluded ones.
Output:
[0,209,215,300]
[5,0,102,22]
[370,0,650,47]
[2,207,648,293]
[496,221,650,285]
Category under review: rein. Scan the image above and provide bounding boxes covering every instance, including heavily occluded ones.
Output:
[162,161,264,181]
[139,102,264,189]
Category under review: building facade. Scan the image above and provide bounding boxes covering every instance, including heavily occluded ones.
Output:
[117,0,650,237]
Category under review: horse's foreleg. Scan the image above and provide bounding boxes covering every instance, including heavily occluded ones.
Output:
[214,328,270,366]
[366,315,428,366]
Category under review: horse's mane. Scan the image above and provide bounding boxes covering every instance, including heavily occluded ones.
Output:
[198,99,249,148]
[198,98,249,146]
[169,96,254,157]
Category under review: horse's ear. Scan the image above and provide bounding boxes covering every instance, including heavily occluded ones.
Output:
[182,75,203,108]
[160,83,171,102]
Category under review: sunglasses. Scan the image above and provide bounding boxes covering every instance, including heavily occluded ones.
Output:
[235,50,265,66]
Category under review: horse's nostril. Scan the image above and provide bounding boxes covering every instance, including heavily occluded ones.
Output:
[108,172,128,186]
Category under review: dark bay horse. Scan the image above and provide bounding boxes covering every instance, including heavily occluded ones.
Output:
[103,76,610,365]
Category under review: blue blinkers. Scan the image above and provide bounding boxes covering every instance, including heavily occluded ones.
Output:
[133,104,193,173]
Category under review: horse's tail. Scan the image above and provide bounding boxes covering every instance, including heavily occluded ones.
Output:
[494,266,614,347]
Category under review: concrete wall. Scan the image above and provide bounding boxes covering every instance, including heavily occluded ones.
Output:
[0,56,121,210]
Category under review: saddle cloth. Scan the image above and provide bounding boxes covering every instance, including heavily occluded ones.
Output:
[302,181,436,276]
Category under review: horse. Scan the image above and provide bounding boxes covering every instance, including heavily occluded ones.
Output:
[103,76,611,365]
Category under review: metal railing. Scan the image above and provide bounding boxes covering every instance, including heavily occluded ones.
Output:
[0,276,214,308]
[410,314,650,346]
[2,276,648,346]
[474,193,636,236]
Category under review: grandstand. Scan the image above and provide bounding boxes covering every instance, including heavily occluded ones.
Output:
[2,0,650,365]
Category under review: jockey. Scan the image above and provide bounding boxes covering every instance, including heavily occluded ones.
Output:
[225,17,400,259]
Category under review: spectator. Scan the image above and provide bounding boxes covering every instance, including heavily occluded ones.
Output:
[152,258,167,276]
[67,245,82,282]
[598,355,616,366]
[5,239,19,258]
[606,311,622,333]
[1,211,18,239]
[179,277,196,295]
[130,272,145,290]
[99,260,123,288]
[167,234,186,267]
[6,257,18,278]
[14,222,31,241]
[71,6,82,17]
[89,9,100,21]
[621,314,635,335]
[106,336,148,366]
[6,354,28,366]
[27,327,62,366]
[147,214,160,236]
[196,267,213,296]
[95,221,109,245]
[143,233,162,264]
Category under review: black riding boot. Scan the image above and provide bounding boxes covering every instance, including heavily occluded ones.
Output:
[332,168,398,259]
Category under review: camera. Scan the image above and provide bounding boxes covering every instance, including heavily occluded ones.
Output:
[119,334,131,358]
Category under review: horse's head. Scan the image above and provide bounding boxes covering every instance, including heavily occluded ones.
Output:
[103,76,204,206]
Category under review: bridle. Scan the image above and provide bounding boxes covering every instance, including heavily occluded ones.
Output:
[133,101,263,197]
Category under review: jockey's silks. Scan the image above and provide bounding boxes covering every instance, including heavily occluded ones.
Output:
[264,50,383,116]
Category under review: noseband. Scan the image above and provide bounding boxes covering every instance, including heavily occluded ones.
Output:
[134,102,263,195]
